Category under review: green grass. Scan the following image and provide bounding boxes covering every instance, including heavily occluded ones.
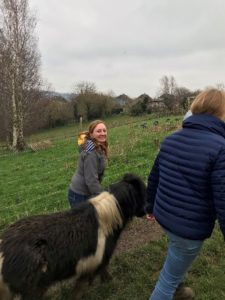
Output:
[45,230,225,300]
[0,114,178,228]
[1,114,224,299]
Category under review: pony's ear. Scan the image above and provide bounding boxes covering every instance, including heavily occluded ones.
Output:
[123,173,141,184]
[122,173,145,191]
[122,173,146,217]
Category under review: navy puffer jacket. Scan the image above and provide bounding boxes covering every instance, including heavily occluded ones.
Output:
[145,114,225,240]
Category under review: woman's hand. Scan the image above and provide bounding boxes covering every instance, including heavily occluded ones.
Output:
[146,214,155,221]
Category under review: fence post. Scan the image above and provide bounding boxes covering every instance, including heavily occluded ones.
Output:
[79,115,83,131]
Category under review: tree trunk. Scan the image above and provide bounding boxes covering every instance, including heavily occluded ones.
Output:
[11,77,18,150]
[16,97,26,151]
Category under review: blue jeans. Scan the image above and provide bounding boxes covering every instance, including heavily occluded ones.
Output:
[149,230,203,300]
[68,188,89,208]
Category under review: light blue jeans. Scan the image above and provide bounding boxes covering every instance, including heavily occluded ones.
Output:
[149,230,204,300]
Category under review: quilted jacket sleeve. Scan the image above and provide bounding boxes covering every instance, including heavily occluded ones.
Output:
[211,148,225,239]
[145,154,160,214]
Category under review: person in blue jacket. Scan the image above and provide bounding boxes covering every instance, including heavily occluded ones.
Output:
[146,88,225,300]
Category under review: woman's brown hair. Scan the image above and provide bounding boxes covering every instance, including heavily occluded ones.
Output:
[87,120,108,157]
[191,89,225,119]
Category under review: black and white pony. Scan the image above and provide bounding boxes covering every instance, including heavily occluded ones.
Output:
[0,173,146,300]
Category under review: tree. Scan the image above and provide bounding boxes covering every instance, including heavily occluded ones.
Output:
[71,81,96,120]
[74,81,97,95]
[0,0,41,150]
[159,75,177,96]
[216,83,225,91]
[128,94,152,115]
[159,93,177,111]
[129,101,144,116]
[0,28,10,142]
[174,87,192,110]
[158,76,189,112]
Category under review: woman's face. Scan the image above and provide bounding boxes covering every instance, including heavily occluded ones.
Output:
[90,123,107,143]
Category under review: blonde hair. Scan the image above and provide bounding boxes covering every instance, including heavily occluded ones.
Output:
[190,89,225,119]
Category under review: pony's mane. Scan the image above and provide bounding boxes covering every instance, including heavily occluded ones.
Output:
[89,192,123,236]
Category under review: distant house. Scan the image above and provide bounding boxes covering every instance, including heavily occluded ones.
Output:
[114,94,132,106]
[125,93,153,115]
[135,93,152,103]
[133,93,153,113]
[149,98,166,111]
[154,93,177,111]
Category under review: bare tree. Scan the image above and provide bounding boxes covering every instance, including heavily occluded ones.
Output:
[216,83,225,91]
[0,28,10,142]
[159,75,177,96]
[174,87,192,110]
[72,81,96,120]
[157,75,179,112]
[75,81,97,95]
[159,75,170,95]
[0,0,41,150]
[71,81,115,120]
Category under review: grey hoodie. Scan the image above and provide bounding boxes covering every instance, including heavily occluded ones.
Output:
[70,149,106,196]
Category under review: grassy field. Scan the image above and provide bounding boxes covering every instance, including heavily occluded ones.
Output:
[0,114,171,229]
[1,114,225,299]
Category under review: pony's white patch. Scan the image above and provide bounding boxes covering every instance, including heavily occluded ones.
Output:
[0,247,4,282]
[0,251,4,297]
[41,264,48,273]
[76,192,123,277]
[76,228,106,276]
[89,191,123,236]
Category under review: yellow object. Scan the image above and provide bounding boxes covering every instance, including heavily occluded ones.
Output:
[78,132,87,146]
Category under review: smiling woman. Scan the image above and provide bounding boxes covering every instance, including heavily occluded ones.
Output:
[68,120,108,208]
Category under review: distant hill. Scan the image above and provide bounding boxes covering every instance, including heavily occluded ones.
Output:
[41,91,76,101]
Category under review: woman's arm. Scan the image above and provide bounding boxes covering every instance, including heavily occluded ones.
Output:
[83,151,104,196]
[211,148,225,239]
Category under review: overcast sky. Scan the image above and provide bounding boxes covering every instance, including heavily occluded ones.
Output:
[29,0,225,98]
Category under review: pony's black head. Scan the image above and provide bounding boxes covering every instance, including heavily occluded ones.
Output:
[122,173,146,217]
[109,173,146,219]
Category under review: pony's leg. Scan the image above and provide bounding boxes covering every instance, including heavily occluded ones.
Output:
[20,288,46,300]
[100,267,113,283]
[69,278,88,300]
[0,282,14,300]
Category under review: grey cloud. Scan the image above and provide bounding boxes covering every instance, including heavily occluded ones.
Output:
[30,0,225,96]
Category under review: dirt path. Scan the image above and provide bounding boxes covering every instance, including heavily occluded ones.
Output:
[115,217,163,255]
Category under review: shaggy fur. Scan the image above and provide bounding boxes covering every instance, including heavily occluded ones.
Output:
[0,173,146,300]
